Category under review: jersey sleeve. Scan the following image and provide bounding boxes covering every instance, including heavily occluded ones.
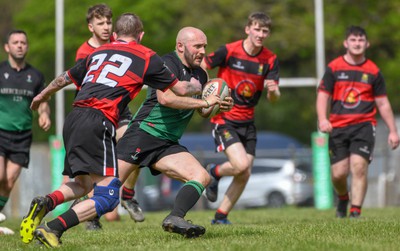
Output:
[373,71,387,97]
[204,45,228,69]
[162,54,180,78]
[67,57,88,88]
[318,66,335,94]
[266,56,280,82]
[143,54,178,91]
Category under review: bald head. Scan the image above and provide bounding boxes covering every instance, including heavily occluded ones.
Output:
[176,27,207,69]
[176,27,207,47]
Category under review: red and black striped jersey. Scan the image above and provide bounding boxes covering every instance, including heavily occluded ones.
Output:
[75,41,96,62]
[318,56,387,128]
[75,39,133,125]
[204,40,279,125]
[67,40,178,126]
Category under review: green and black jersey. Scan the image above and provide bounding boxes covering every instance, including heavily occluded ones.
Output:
[132,52,208,142]
[0,61,45,131]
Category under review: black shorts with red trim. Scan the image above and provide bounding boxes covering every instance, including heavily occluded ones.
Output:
[329,122,375,164]
[117,122,189,175]
[211,122,257,156]
[62,107,118,178]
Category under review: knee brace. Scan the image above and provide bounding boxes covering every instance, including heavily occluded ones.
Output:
[91,178,121,217]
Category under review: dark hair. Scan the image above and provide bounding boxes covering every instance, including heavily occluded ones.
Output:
[5,29,27,44]
[345,25,367,39]
[115,13,143,39]
[247,12,272,29]
[86,3,112,23]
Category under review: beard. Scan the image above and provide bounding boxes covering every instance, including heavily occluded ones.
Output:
[10,52,26,62]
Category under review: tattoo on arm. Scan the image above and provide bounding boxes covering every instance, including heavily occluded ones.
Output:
[185,81,202,95]
[50,72,70,88]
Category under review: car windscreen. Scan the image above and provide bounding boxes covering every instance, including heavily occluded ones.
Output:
[251,165,281,174]
[296,163,312,173]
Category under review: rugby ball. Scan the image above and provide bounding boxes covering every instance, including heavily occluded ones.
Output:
[200,78,229,118]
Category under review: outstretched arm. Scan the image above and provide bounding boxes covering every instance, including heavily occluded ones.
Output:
[31,72,73,111]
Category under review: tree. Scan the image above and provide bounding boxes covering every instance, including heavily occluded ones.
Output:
[7,0,400,144]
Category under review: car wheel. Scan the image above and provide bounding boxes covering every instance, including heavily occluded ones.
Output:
[267,192,286,208]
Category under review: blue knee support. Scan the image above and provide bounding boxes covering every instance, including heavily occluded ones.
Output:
[91,178,121,217]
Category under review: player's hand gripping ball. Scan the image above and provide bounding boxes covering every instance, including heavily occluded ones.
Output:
[200,78,229,118]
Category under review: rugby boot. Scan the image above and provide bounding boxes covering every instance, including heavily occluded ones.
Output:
[20,196,50,244]
[162,215,205,238]
[121,198,145,222]
[34,222,62,248]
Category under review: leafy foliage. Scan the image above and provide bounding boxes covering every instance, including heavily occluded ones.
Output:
[3,0,400,143]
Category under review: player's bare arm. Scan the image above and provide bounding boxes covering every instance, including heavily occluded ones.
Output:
[170,77,202,96]
[265,79,280,102]
[316,91,332,133]
[375,96,400,149]
[37,102,51,131]
[157,89,220,110]
[31,71,73,111]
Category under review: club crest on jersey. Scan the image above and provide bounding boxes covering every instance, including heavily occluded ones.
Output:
[26,74,32,83]
[109,189,115,196]
[361,73,369,83]
[341,87,361,109]
[258,64,264,75]
[4,72,9,79]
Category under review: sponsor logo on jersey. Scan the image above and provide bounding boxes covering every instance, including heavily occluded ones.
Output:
[109,189,115,196]
[337,72,349,80]
[234,80,256,104]
[232,60,245,70]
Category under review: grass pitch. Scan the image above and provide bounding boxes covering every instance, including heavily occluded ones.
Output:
[1,207,399,251]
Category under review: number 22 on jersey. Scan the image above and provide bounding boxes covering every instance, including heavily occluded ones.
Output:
[83,53,132,87]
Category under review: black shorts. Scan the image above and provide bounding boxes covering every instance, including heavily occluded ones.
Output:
[117,122,189,175]
[118,106,132,127]
[211,122,257,156]
[62,107,118,178]
[329,122,375,164]
[0,128,32,167]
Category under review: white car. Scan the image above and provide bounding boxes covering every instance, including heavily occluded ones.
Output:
[206,158,314,209]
